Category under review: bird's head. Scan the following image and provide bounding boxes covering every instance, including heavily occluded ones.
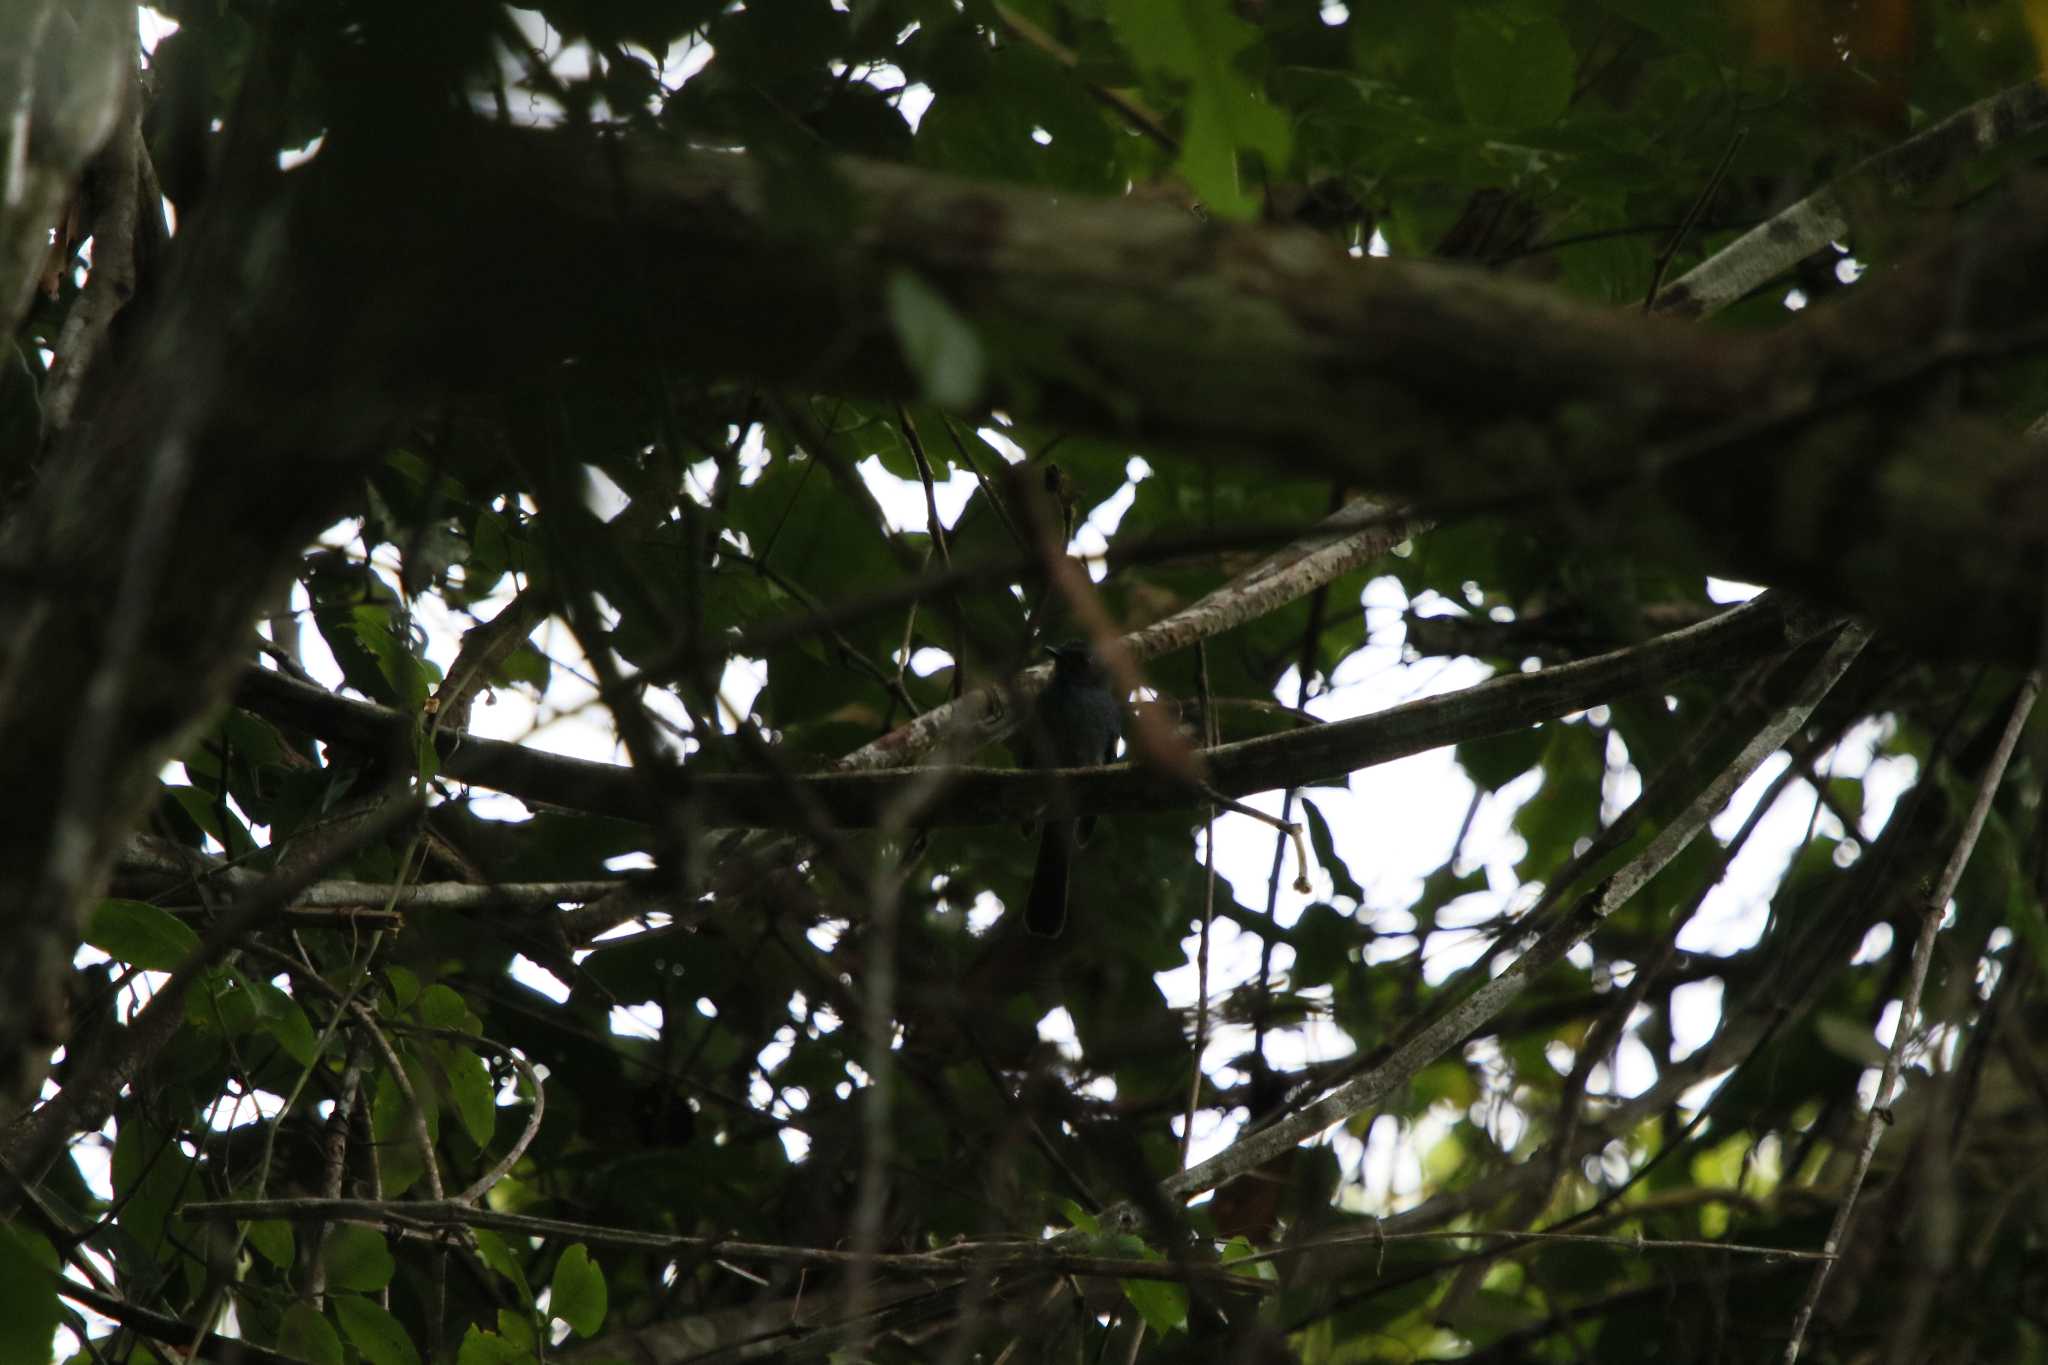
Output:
[1045,640,1107,684]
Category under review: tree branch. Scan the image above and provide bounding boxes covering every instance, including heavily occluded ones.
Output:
[234,590,1815,831]
[180,1196,1272,1292]
[1781,671,2040,1364]
[1113,620,1869,1222]
[1653,80,2048,318]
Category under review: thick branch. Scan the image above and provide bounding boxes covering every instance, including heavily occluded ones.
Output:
[237,591,1815,830]
[313,117,2048,661]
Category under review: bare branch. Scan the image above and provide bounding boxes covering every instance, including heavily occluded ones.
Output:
[1654,81,2048,318]
[1117,621,1869,1221]
[235,590,1816,832]
[1781,672,2040,1364]
[180,1197,1273,1292]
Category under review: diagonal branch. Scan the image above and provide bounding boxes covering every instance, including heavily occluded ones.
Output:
[1111,620,1870,1222]
[1653,80,2048,319]
[837,497,1425,770]
[1780,671,2040,1364]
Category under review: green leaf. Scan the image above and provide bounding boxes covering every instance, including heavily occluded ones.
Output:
[474,1228,535,1307]
[187,966,258,1034]
[246,1218,295,1270]
[1453,5,1575,131]
[112,1115,198,1266]
[385,965,422,1009]
[1220,1234,1279,1282]
[348,603,434,710]
[1107,0,1292,218]
[886,270,985,409]
[332,1294,421,1365]
[496,1308,538,1349]
[279,1301,344,1365]
[549,1243,609,1338]
[324,1224,396,1292]
[1120,1270,1188,1335]
[439,1043,498,1148]
[0,1224,61,1365]
[419,982,480,1033]
[457,1326,539,1365]
[86,899,201,971]
[370,1057,437,1196]
[248,978,320,1066]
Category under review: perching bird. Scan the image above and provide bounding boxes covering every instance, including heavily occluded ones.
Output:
[1024,642,1122,937]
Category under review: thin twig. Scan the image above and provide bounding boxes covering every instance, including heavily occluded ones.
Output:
[988,3,1177,154]
[1231,1224,1838,1268]
[1641,124,1745,312]
[1110,623,1869,1224]
[897,404,951,571]
[1653,80,2048,315]
[1182,642,1218,1167]
[178,1197,1275,1291]
[1779,671,2040,1364]
[0,786,425,1204]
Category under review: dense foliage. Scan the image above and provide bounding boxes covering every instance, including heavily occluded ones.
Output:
[5,1,2048,1362]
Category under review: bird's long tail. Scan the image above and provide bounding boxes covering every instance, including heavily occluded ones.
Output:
[1026,820,1076,937]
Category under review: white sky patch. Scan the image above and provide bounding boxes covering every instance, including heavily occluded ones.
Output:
[718,654,768,730]
[585,464,631,521]
[977,425,1027,462]
[898,83,935,130]
[1851,922,1894,964]
[511,954,571,1003]
[906,646,953,677]
[1036,1005,1081,1061]
[610,1002,664,1040]
[1072,477,1139,579]
[1682,767,1796,954]
[1601,727,1642,824]
[856,454,979,533]
[506,9,590,81]
[139,7,178,55]
[661,36,716,88]
[1706,576,1765,602]
[1669,977,1725,1062]
[593,908,666,939]
[966,889,1006,934]
[204,1083,291,1132]
[279,133,325,171]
